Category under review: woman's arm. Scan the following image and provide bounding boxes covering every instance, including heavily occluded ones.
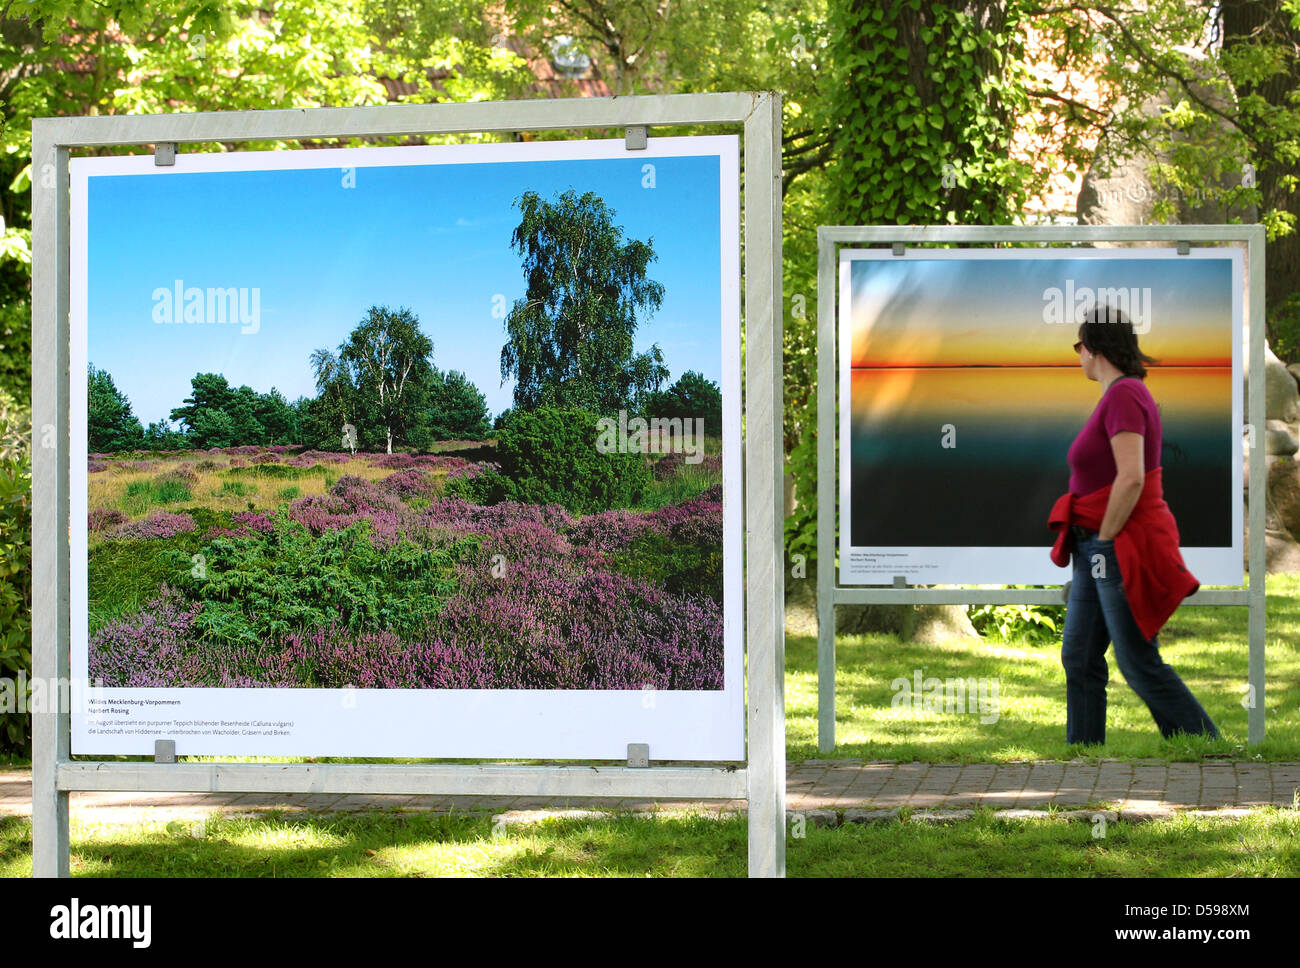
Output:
[1098,431,1145,540]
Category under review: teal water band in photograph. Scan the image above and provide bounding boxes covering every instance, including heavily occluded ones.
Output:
[848,369,1232,547]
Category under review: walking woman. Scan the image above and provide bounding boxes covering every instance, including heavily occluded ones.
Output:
[1047,306,1220,746]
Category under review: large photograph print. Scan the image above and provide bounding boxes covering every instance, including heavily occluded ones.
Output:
[70,136,742,759]
[839,249,1243,587]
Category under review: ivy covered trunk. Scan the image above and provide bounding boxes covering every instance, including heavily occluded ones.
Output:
[788,0,1038,623]
[826,0,1033,227]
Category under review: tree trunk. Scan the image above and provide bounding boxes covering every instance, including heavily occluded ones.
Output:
[1221,0,1300,360]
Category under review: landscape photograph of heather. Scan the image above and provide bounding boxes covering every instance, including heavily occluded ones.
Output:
[77,143,735,694]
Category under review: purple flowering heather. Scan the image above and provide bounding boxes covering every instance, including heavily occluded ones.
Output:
[379,469,437,498]
[88,508,127,532]
[286,478,409,547]
[567,508,651,553]
[87,460,109,473]
[653,452,722,481]
[88,586,207,687]
[425,455,471,471]
[369,452,419,469]
[112,511,197,540]
[233,510,274,532]
[444,459,497,482]
[653,453,685,480]
[331,474,404,510]
[88,458,725,690]
[427,548,724,690]
[369,452,476,471]
[564,497,721,553]
[419,496,575,534]
[235,626,497,689]
[207,510,275,539]
[646,494,723,547]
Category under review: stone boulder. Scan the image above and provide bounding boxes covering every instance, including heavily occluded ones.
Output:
[1269,457,1300,540]
[1244,456,1300,573]
[1249,341,1300,450]
[1243,335,1300,572]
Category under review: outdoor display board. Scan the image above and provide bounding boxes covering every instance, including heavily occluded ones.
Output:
[838,248,1244,587]
[69,136,744,760]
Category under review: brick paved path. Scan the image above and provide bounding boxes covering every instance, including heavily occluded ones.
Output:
[3,760,1297,824]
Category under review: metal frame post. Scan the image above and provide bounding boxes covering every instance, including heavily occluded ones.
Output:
[744,91,785,877]
[31,92,785,877]
[815,224,1266,752]
[31,126,71,879]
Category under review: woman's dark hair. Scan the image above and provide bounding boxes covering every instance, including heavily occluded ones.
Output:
[1077,305,1158,378]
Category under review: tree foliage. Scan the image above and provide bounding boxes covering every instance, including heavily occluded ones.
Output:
[500,189,668,415]
[827,1,1041,226]
[168,373,299,449]
[88,364,144,452]
[0,387,30,755]
[0,0,535,403]
[644,370,724,436]
[1027,0,1300,357]
[338,305,434,454]
[421,367,492,441]
[450,406,653,513]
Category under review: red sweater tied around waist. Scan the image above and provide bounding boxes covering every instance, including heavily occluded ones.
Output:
[1047,466,1199,641]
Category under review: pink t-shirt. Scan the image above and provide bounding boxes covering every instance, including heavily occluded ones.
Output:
[1067,376,1161,496]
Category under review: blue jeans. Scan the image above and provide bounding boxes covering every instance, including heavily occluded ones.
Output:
[1061,532,1220,745]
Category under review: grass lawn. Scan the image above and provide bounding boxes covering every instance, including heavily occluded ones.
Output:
[3,571,1294,876]
[2,808,1298,877]
[6,577,1297,770]
[785,574,1300,763]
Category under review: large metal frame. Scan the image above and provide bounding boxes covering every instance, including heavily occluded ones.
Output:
[32,92,785,877]
[816,225,1266,752]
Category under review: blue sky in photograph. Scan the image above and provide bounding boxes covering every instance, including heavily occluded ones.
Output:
[86,152,727,426]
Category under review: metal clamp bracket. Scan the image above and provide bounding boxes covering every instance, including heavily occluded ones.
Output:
[892,575,908,588]
[1176,240,1191,255]
[624,126,648,151]
[154,143,177,167]
[155,739,176,763]
[891,242,906,257]
[627,743,650,768]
